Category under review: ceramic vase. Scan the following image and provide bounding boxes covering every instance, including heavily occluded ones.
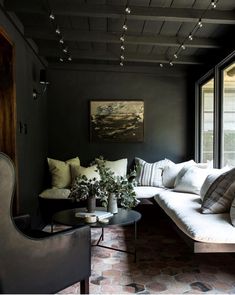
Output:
[107,193,118,214]
[87,195,96,213]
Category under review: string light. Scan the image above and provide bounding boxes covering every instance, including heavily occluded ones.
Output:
[198,19,203,28]
[47,6,73,63]
[164,0,219,69]
[119,2,132,67]
[55,27,61,35]
[188,33,193,41]
[125,6,131,14]
[211,0,216,8]
[49,13,55,20]
[122,24,128,31]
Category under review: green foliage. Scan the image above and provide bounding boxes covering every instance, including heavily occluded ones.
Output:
[69,175,101,202]
[70,156,139,209]
[95,156,138,209]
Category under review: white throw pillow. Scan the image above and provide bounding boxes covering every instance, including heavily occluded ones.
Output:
[39,188,71,199]
[96,158,127,177]
[162,160,195,188]
[174,165,209,195]
[70,164,100,183]
[135,157,173,187]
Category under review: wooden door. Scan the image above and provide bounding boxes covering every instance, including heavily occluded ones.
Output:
[0,28,18,213]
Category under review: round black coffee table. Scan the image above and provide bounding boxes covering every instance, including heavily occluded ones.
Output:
[52,207,141,262]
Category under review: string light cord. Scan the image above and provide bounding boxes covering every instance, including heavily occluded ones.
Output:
[46,0,72,62]
[168,0,219,67]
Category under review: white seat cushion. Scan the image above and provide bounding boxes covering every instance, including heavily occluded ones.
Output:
[134,186,166,199]
[154,190,235,243]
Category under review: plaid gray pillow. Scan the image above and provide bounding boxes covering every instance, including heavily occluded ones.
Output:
[201,168,235,214]
[230,195,235,226]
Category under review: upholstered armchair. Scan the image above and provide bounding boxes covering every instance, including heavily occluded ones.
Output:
[0,152,91,294]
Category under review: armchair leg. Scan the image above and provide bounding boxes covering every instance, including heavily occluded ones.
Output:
[80,277,89,294]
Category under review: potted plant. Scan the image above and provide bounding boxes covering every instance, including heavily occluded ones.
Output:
[69,175,101,213]
[95,157,139,213]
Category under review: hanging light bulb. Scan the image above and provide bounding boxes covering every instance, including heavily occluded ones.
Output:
[211,0,216,8]
[160,63,163,68]
[181,44,186,50]
[122,24,128,31]
[63,47,68,53]
[59,38,64,44]
[198,19,203,28]
[120,36,125,42]
[189,33,193,41]
[169,62,174,66]
[125,6,131,14]
[68,56,72,61]
[174,53,178,59]
[120,55,125,60]
[120,61,124,66]
[49,13,55,20]
[55,27,61,35]
[121,45,125,51]
[59,57,64,62]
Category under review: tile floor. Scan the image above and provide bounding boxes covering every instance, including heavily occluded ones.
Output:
[55,216,235,294]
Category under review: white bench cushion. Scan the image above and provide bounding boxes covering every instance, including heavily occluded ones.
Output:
[154,190,235,243]
[134,186,166,199]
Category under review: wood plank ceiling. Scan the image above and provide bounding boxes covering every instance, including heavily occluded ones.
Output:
[3,0,235,68]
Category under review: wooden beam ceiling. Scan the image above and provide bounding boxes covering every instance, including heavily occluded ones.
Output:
[5,1,235,25]
[39,47,202,65]
[25,28,221,49]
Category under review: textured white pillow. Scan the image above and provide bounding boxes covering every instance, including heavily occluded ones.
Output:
[96,158,127,177]
[174,165,209,195]
[162,160,195,188]
[39,188,71,199]
[71,164,100,183]
[135,157,173,187]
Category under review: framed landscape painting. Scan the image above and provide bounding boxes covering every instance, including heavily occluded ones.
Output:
[90,100,144,142]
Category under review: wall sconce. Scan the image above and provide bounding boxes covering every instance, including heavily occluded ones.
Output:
[33,69,49,99]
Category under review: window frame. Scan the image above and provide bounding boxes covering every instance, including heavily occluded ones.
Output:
[196,50,235,168]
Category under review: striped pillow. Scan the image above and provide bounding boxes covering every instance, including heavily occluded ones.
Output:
[135,158,173,187]
[201,168,235,214]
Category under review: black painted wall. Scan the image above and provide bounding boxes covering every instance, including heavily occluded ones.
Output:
[48,66,194,167]
[0,7,48,226]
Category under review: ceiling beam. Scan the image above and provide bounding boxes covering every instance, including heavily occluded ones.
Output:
[5,1,235,25]
[25,28,220,49]
[39,48,202,65]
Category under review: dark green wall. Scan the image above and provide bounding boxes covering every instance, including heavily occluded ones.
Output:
[0,8,48,226]
[48,66,194,167]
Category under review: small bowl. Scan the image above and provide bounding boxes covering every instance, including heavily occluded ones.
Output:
[85,215,97,223]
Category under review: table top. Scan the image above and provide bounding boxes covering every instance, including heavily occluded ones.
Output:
[52,207,141,228]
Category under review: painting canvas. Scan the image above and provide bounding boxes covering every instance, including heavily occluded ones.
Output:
[90,100,144,142]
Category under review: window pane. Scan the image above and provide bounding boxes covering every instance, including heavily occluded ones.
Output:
[201,78,214,163]
[222,62,235,166]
